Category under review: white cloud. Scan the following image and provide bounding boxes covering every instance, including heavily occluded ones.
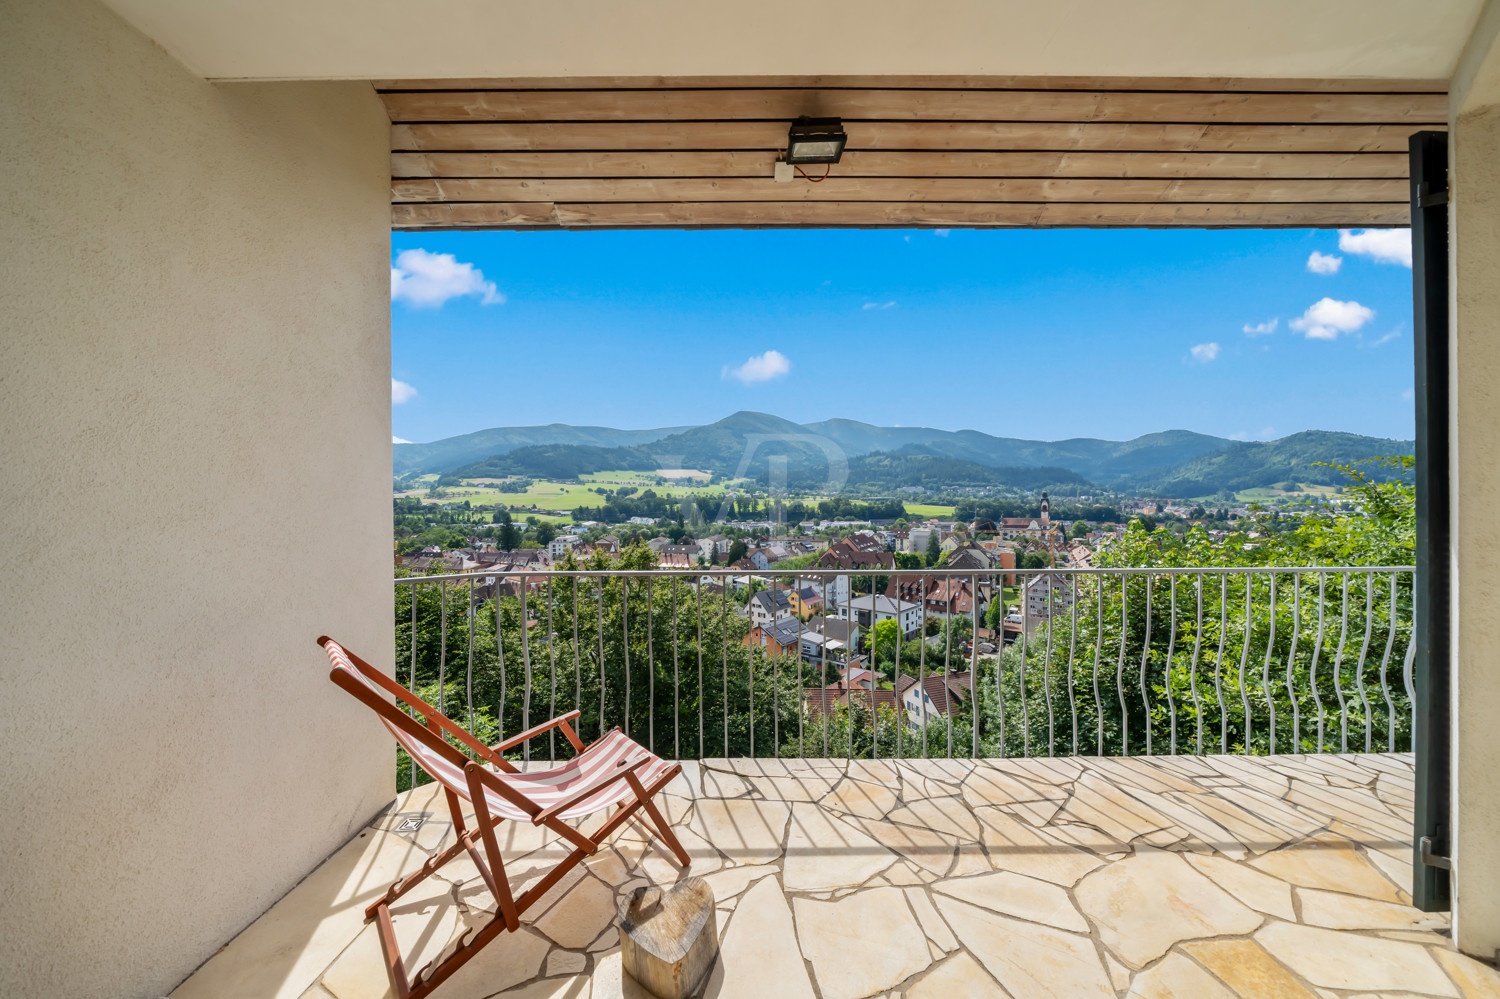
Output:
[393,436,412,444]
[1242,318,1278,337]
[862,301,897,310]
[1189,342,1220,363]
[1289,297,1375,340]
[1306,251,1343,275]
[391,378,418,404]
[1401,387,1415,401]
[722,350,792,384]
[1369,328,1402,347]
[390,249,505,308]
[934,229,952,237]
[1338,229,1413,267]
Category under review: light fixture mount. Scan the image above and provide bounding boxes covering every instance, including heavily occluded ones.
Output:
[785,117,847,165]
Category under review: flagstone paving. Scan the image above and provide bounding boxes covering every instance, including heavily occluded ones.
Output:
[173,753,1500,999]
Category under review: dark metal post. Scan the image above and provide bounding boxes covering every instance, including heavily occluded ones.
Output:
[1409,129,1451,912]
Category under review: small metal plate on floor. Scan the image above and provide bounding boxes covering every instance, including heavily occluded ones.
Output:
[394,815,426,833]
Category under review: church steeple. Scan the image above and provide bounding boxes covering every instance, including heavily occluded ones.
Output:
[1039,491,1050,527]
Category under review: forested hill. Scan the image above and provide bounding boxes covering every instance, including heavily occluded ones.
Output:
[410,411,1413,497]
[1121,431,1415,496]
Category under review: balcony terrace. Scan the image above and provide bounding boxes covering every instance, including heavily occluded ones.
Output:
[175,751,1500,998]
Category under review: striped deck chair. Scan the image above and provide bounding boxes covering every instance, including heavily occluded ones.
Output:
[319,637,689,998]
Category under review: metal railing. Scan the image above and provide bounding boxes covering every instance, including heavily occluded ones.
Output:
[391,564,1415,784]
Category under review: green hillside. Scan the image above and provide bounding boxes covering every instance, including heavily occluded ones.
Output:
[1124,431,1415,497]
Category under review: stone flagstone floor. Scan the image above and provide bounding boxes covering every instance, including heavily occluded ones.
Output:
[174,753,1500,999]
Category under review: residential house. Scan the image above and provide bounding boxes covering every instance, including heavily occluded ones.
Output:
[547,534,581,558]
[898,671,974,729]
[743,618,803,657]
[596,534,621,554]
[748,587,795,629]
[804,615,861,655]
[1024,573,1075,621]
[785,584,823,619]
[839,593,923,638]
[817,537,897,611]
[646,536,673,552]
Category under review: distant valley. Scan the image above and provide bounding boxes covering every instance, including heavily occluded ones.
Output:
[394,411,1413,499]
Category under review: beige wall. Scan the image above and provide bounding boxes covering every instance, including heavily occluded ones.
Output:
[100,0,1484,83]
[1450,0,1500,962]
[0,1,393,995]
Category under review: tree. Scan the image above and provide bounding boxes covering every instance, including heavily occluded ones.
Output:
[497,512,519,551]
[1070,520,1089,539]
[871,618,900,664]
[925,531,942,566]
[985,595,1004,631]
[726,539,748,565]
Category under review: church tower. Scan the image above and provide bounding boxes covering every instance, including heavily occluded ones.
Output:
[1039,491,1050,527]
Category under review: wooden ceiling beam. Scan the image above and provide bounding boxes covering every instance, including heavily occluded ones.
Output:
[391,120,1428,154]
[373,75,1448,94]
[391,200,1410,229]
[392,149,1410,180]
[391,176,1408,205]
[380,88,1446,125]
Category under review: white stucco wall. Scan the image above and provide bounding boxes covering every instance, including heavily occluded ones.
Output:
[1450,0,1500,961]
[0,1,394,995]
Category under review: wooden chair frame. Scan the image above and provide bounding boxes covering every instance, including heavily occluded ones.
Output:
[319,637,689,999]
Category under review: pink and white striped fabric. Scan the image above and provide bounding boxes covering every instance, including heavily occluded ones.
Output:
[325,639,674,823]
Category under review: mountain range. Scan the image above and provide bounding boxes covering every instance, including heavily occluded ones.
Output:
[394,411,1413,497]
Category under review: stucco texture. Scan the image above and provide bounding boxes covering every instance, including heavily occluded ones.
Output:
[1452,109,1500,962]
[0,0,394,995]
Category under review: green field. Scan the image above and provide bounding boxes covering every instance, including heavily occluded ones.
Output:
[902,503,958,519]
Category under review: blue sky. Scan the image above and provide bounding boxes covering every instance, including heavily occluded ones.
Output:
[391,226,1415,445]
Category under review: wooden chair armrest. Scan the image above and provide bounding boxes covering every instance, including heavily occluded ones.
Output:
[493,710,583,754]
[532,756,649,825]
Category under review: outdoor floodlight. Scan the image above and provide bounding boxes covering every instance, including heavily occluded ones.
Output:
[785,117,847,165]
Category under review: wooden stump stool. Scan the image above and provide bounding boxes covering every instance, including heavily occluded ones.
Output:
[617,878,718,999]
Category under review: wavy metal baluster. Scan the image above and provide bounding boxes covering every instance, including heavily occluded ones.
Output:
[439,580,449,718]
[946,580,956,759]
[918,575,928,759]
[721,579,729,757]
[1238,575,1253,756]
[1189,575,1205,755]
[1068,575,1080,757]
[646,576,655,756]
[1140,574,1153,756]
[596,576,606,740]
[672,577,680,761]
[622,578,631,740]
[519,581,530,764]
[1214,574,1228,755]
[1401,571,1417,748]
[894,581,903,761]
[467,578,476,738]
[1287,573,1301,752]
[1014,573,1026,759]
[1379,572,1399,752]
[1332,572,1351,754]
[1262,573,1278,754]
[1354,571,1376,754]
[546,578,556,762]
[973,571,982,759]
[1165,575,1178,755]
[696,580,704,759]
[1117,575,1130,757]
[1043,574,1056,757]
[572,578,581,750]
[1309,572,1328,753]
[1093,574,1107,755]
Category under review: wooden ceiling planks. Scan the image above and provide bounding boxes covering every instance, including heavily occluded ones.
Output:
[379,76,1446,230]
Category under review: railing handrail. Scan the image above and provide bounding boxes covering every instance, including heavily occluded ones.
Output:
[395,564,1416,586]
